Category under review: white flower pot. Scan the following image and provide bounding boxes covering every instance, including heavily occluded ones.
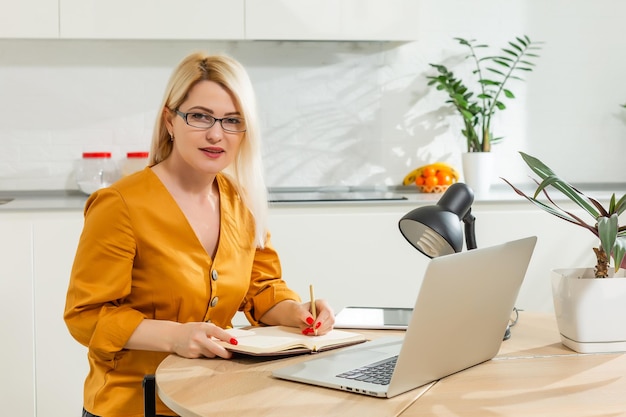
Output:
[461,152,495,197]
[551,267,626,353]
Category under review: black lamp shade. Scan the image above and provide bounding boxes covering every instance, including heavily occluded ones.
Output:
[399,183,475,258]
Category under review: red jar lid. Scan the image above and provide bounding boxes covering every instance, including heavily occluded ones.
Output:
[127,152,149,158]
[82,152,112,158]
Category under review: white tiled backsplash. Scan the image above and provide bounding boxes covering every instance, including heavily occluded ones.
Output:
[1,1,626,191]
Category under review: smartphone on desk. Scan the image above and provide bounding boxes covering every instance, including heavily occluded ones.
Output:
[334,306,413,330]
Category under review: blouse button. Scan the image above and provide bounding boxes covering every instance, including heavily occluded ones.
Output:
[211,270,219,281]
[210,296,219,307]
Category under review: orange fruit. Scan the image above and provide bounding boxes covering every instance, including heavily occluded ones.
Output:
[436,172,453,185]
[415,176,425,186]
[422,166,437,178]
[424,176,438,186]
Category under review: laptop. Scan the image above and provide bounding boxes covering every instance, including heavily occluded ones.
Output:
[272,236,537,398]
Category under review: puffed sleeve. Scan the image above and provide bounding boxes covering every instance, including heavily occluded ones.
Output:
[241,233,301,325]
[63,189,145,361]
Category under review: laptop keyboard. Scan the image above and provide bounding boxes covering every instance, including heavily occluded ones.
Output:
[336,355,398,386]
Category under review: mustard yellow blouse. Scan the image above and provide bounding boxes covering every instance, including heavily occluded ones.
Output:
[64,168,300,417]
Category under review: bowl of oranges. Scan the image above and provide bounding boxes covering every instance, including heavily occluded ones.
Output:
[402,162,460,193]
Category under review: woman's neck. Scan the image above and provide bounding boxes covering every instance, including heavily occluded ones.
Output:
[152,157,218,199]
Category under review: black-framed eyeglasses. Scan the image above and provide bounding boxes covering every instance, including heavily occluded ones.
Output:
[175,109,247,133]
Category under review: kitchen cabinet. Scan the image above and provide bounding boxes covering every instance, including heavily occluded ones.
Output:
[32,216,87,417]
[245,0,420,41]
[0,0,58,38]
[60,0,245,40]
[0,211,86,417]
[0,217,35,416]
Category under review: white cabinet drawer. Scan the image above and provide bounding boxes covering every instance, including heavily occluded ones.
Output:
[245,0,420,40]
[0,0,58,38]
[60,0,245,40]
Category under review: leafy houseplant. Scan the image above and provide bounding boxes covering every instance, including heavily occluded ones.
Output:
[503,152,626,278]
[427,36,543,153]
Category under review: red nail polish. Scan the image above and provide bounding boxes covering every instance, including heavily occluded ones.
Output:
[230,337,238,345]
[306,317,314,325]
[315,322,321,329]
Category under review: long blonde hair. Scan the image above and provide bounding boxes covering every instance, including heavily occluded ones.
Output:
[149,52,268,248]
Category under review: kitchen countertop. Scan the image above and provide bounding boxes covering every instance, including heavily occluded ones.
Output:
[0,183,624,212]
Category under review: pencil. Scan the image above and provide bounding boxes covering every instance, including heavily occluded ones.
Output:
[309,284,317,335]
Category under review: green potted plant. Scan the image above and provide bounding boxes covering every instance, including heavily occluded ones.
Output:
[503,151,626,353]
[427,36,543,195]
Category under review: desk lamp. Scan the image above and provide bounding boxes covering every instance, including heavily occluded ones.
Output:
[398,182,476,257]
[398,182,513,340]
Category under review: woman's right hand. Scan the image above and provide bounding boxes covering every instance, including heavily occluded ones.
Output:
[125,319,237,359]
[171,322,237,359]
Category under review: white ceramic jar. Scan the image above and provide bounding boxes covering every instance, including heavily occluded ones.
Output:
[76,152,119,195]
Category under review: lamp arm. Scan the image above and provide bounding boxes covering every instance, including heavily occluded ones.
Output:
[462,210,477,250]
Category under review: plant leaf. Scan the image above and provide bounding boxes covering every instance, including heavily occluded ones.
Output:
[502,178,590,229]
[516,36,529,47]
[487,67,507,76]
[503,47,521,56]
[492,59,512,68]
[614,237,626,272]
[614,193,626,215]
[599,215,618,262]
[459,109,475,120]
[508,42,523,52]
[519,152,555,178]
[587,195,610,217]
[609,194,616,214]
[519,152,601,218]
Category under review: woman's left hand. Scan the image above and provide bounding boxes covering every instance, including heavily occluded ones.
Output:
[302,298,335,336]
[259,299,335,336]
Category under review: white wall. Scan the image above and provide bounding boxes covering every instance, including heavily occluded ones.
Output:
[0,0,625,191]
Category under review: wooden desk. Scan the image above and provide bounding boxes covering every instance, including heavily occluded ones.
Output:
[402,353,626,417]
[156,312,623,417]
[156,328,431,417]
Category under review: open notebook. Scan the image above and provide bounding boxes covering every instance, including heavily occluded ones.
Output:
[217,326,366,356]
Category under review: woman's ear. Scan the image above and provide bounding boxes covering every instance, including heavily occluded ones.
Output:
[163,107,175,136]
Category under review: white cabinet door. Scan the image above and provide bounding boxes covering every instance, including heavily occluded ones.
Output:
[60,0,245,39]
[32,215,88,417]
[245,0,420,41]
[268,205,428,311]
[0,0,58,38]
[0,217,35,416]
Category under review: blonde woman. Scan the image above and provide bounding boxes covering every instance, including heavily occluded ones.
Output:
[65,52,334,417]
